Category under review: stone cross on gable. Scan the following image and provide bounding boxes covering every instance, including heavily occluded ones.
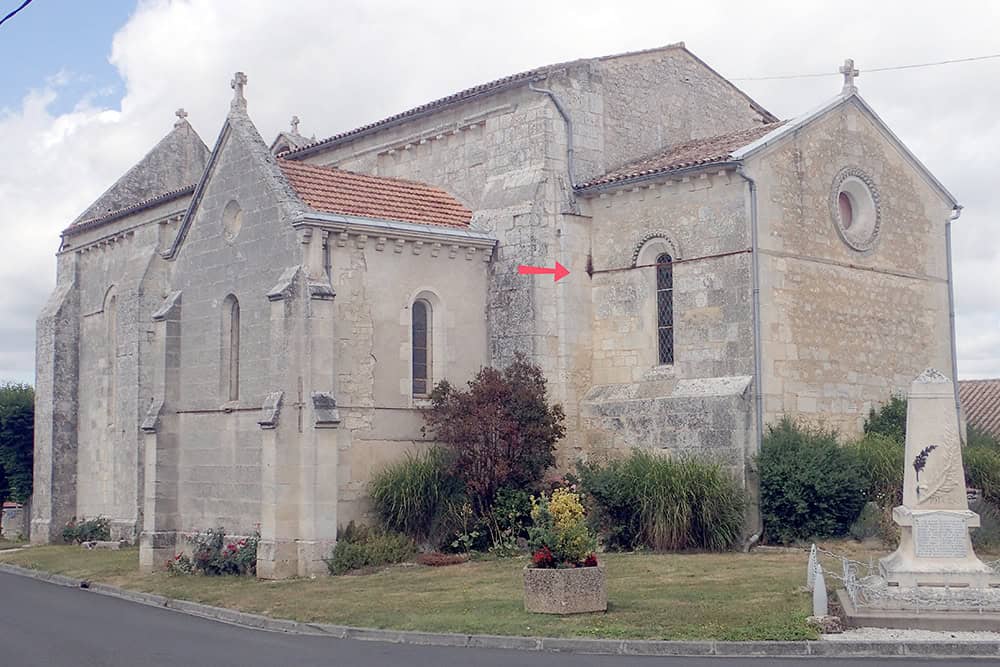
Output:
[231,71,248,108]
[840,58,859,95]
[174,108,188,128]
[290,115,300,135]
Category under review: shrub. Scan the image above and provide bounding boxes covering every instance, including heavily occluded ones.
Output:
[527,488,597,568]
[62,516,111,544]
[967,423,1000,450]
[415,552,468,567]
[758,419,868,543]
[189,527,258,576]
[970,499,1000,551]
[965,445,1000,506]
[165,553,194,575]
[326,522,415,575]
[864,395,907,444]
[578,451,746,552]
[369,447,465,547]
[422,355,564,514]
[0,382,33,504]
[848,434,904,507]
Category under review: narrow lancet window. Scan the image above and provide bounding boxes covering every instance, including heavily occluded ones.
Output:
[222,295,240,401]
[412,300,431,395]
[656,253,674,365]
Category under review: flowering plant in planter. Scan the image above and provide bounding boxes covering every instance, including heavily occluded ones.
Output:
[528,488,598,568]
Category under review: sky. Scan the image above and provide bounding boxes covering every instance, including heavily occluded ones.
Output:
[0,0,998,384]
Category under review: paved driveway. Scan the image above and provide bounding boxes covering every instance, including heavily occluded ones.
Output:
[0,571,994,666]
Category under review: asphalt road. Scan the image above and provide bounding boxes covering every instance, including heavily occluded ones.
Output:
[0,571,996,667]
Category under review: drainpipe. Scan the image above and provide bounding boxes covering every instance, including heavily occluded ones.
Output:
[946,205,963,433]
[736,166,765,458]
[528,80,579,214]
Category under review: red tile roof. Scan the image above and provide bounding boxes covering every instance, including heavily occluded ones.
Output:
[278,160,472,228]
[576,123,784,190]
[960,379,1000,438]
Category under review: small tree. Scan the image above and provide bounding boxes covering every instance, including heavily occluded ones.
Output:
[864,394,907,444]
[422,356,565,514]
[0,382,33,504]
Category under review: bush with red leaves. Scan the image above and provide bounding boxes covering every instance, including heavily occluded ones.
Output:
[422,355,565,515]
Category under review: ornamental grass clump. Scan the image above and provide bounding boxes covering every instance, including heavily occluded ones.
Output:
[577,451,746,552]
[527,488,598,568]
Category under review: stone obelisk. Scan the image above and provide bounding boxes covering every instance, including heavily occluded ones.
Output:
[879,369,997,588]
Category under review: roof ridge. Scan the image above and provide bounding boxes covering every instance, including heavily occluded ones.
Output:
[281,43,736,159]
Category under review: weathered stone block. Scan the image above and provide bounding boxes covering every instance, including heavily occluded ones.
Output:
[523,565,607,614]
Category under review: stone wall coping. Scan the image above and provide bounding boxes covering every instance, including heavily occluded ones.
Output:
[2,562,998,658]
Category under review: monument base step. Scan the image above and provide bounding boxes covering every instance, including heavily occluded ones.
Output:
[837,588,1000,632]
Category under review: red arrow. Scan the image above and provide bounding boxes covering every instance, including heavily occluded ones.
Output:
[518,261,570,282]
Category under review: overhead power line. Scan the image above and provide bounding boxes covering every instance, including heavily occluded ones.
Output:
[733,52,1000,82]
[0,0,33,29]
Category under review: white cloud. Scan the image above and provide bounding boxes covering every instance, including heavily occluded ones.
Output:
[0,0,998,382]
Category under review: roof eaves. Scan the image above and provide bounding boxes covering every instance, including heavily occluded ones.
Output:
[574,160,740,196]
[298,210,496,247]
[62,185,196,237]
[283,71,547,159]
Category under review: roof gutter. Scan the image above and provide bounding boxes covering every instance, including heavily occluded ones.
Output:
[735,164,765,495]
[528,80,579,214]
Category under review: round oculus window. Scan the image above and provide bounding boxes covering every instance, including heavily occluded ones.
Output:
[222,200,243,242]
[830,167,880,252]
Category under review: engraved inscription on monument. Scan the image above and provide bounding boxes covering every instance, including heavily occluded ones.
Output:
[914,513,968,558]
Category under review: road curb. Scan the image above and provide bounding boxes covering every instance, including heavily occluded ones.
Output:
[1,562,999,658]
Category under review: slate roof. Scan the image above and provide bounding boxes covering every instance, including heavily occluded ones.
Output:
[576,123,784,191]
[278,160,472,228]
[282,43,776,159]
[70,119,209,227]
[63,185,196,237]
[959,379,1000,438]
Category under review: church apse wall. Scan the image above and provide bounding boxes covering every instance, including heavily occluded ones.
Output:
[751,101,954,434]
[327,230,491,526]
[578,169,755,478]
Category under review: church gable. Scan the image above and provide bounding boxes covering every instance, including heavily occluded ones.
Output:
[71,112,209,226]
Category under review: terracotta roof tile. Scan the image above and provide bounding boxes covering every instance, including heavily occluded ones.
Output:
[960,379,1000,439]
[576,123,785,190]
[278,160,472,228]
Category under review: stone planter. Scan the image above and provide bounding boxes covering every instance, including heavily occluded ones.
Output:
[523,565,607,614]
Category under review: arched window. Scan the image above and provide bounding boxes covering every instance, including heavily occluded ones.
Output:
[655,253,674,365]
[412,299,431,396]
[105,290,117,427]
[221,295,240,401]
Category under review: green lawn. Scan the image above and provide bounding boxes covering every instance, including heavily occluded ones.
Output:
[0,545,821,641]
[0,538,23,551]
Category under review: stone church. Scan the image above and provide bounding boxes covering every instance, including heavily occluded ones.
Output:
[32,44,961,577]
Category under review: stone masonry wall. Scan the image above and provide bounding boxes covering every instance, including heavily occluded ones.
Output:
[751,100,954,434]
[328,233,491,525]
[39,198,188,542]
[170,125,300,535]
[585,170,753,385]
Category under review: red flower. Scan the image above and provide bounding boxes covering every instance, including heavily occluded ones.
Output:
[583,553,598,567]
[532,546,555,568]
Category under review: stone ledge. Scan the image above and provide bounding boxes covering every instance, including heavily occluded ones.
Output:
[1,563,1000,658]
